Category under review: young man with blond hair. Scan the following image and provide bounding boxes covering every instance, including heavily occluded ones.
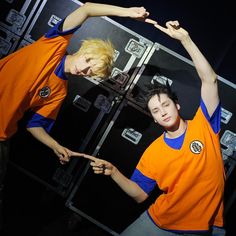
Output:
[0,2,156,232]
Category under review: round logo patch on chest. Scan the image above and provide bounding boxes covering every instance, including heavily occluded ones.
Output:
[189,140,204,154]
[39,86,51,98]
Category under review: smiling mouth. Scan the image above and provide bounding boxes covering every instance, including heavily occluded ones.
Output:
[163,117,171,122]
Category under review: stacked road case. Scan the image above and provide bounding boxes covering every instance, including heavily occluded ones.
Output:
[0,0,43,57]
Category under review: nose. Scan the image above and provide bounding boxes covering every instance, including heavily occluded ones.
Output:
[160,108,167,116]
[79,65,91,76]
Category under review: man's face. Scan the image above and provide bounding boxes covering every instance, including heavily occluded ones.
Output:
[148,93,180,129]
[69,54,99,77]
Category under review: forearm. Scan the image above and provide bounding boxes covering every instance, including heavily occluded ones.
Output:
[63,2,152,31]
[27,127,58,150]
[84,2,132,18]
[83,154,149,203]
[63,2,132,31]
[111,167,148,203]
[181,36,217,83]
[154,21,219,114]
[181,34,219,115]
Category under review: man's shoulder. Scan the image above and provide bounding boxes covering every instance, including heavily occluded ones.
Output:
[147,133,164,150]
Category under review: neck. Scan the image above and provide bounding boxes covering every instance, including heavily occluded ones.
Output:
[165,118,187,139]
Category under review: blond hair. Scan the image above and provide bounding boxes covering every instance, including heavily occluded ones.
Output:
[75,38,115,79]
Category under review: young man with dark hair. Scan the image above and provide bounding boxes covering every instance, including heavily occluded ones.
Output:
[79,20,226,236]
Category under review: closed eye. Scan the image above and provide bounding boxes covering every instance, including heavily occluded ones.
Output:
[152,108,159,114]
[163,102,169,107]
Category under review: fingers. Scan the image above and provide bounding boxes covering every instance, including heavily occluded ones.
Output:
[166,20,180,30]
[153,20,182,37]
[56,150,70,164]
[59,155,69,164]
[132,7,181,32]
[71,152,111,175]
[154,23,169,34]
[70,151,86,157]
[59,152,98,165]
[144,11,150,18]
[91,163,106,174]
[60,160,67,165]
[170,24,180,30]
[68,151,101,163]
[139,7,149,17]
[82,153,101,162]
[131,7,150,20]
[145,18,157,25]
[86,156,110,175]
[56,146,97,165]
[56,147,111,175]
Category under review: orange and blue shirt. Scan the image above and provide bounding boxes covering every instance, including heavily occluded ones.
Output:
[0,20,80,140]
[131,100,225,233]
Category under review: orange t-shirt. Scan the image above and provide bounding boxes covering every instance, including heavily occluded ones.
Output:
[136,107,225,231]
[0,23,75,140]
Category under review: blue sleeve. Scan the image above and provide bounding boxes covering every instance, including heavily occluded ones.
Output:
[200,99,221,133]
[27,113,55,133]
[131,169,156,194]
[45,19,81,38]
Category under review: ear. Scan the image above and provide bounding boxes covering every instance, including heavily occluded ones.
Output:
[176,103,181,110]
